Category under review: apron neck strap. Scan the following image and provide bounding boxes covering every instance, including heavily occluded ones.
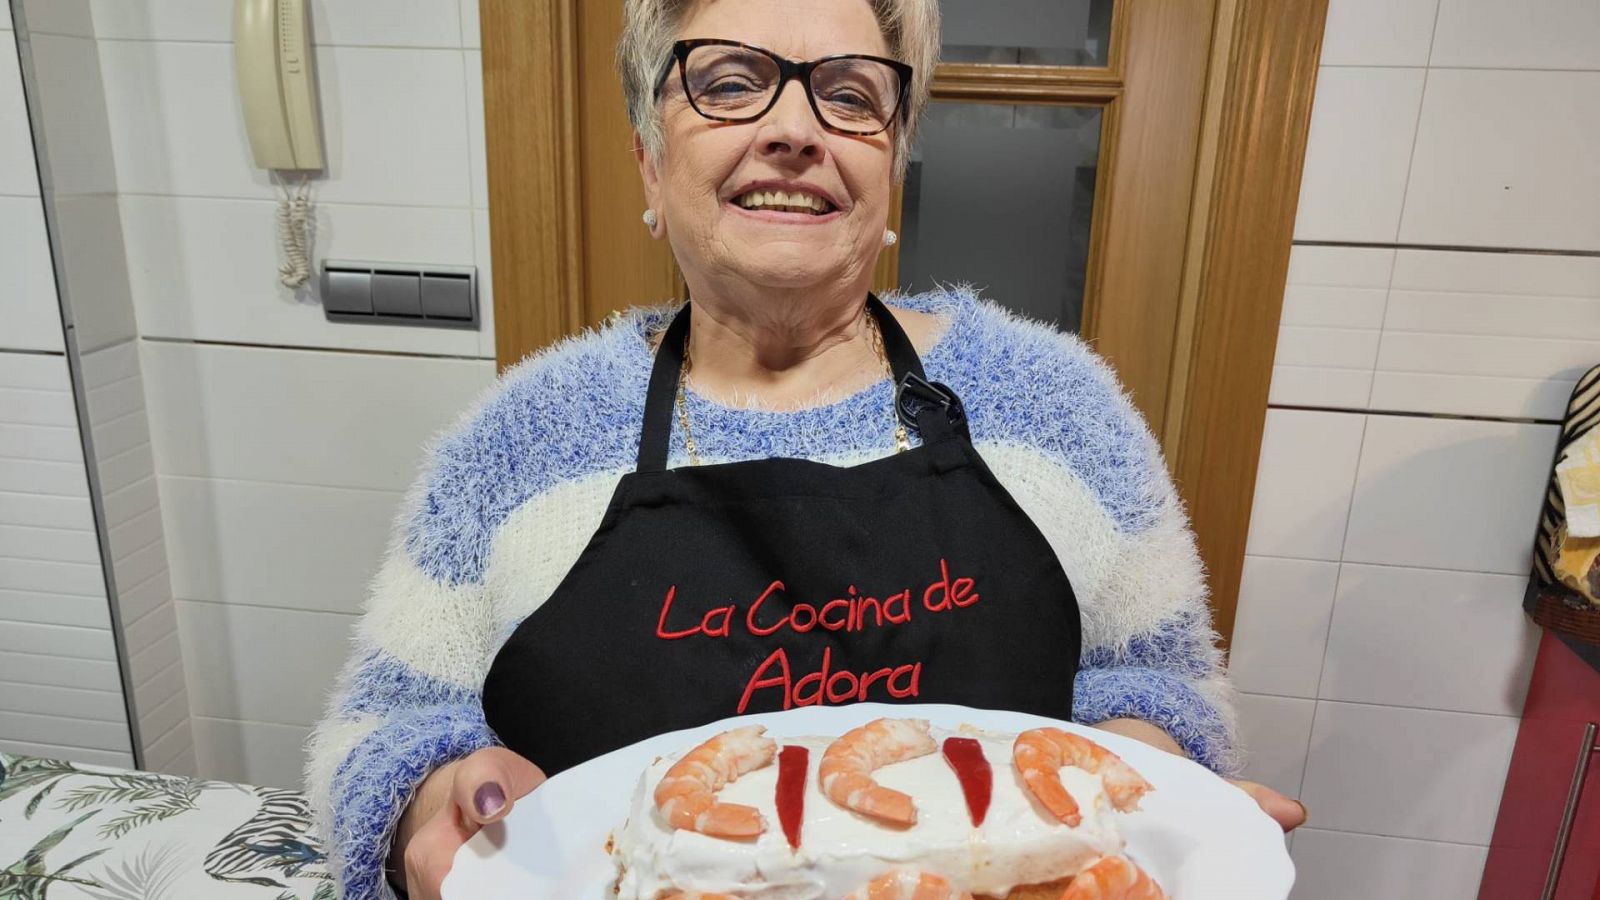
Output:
[637,294,933,473]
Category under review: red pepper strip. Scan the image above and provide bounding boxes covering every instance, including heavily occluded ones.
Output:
[942,737,992,827]
[776,745,808,850]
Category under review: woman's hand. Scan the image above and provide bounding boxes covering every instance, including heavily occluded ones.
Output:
[1228,778,1307,832]
[1093,718,1307,832]
[392,747,546,899]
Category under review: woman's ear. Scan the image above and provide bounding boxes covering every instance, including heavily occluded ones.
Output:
[634,133,664,238]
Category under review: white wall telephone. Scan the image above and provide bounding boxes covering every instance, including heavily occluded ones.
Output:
[235,0,323,170]
[234,0,324,288]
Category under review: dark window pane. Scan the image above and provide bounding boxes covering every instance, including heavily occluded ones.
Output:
[940,0,1116,67]
[897,103,1101,332]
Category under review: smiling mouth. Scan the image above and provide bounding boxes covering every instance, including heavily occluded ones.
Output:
[731,189,837,216]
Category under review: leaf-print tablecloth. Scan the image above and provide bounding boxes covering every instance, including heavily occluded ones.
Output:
[0,753,331,900]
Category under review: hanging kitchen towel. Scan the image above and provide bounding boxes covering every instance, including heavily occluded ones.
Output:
[1528,364,1600,645]
[1557,424,1600,537]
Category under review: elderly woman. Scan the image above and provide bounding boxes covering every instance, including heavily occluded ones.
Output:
[308,0,1304,897]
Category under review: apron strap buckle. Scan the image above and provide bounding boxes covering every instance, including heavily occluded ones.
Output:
[897,372,968,439]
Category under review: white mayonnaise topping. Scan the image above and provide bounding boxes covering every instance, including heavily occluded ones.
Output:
[611,725,1127,899]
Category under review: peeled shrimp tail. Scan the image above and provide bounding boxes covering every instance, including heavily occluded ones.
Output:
[818,718,938,826]
[654,725,777,838]
[1058,856,1166,900]
[1013,728,1154,826]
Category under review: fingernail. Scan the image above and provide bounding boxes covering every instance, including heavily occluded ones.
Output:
[1292,798,1309,825]
[475,782,506,819]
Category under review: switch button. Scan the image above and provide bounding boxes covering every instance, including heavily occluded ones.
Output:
[323,270,372,314]
[372,272,422,317]
[421,274,474,320]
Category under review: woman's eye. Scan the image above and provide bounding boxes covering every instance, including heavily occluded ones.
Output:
[706,78,760,96]
[825,90,871,110]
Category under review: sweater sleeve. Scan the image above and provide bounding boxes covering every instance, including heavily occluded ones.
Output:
[1056,347,1241,775]
[956,297,1241,776]
[304,412,514,900]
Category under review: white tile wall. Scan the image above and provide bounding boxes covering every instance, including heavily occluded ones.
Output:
[160,476,401,616]
[174,601,356,727]
[80,339,193,774]
[1299,701,1518,844]
[140,341,494,491]
[1244,9,1600,891]
[1400,70,1600,252]
[81,0,494,787]
[1342,415,1557,575]
[0,196,64,353]
[1293,67,1426,243]
[1430,0,1600,70]
[25,33,116,196]
[1244,409,1367,561]
[99,42,471,207]
[473,207,496,358]
[1229,557,1340,698]
[90,0,465,47]
[141,341,489,775]
[1275,247,1596,421]
[0,38,39,197]
[19,0,93,39]
[1319,0,1439,67]
[0,740,132,769]
[1291,829,1490,900]
[1319,565,1538,715]
[0,351,133,764]
[1236,693,1317,797]
[88,0,229,42]
[52,193,137,352]
[0,651,120,693]
[192,717,313,790]
[460,0,480,49]
[118,195,485,357]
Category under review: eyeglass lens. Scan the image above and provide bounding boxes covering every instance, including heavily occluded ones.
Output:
[682,45,900,133]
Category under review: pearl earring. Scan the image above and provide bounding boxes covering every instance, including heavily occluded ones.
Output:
[883,229,898,247]
[642,209,659,230]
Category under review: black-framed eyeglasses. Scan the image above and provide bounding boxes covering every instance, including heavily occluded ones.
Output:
[652,39,913,137]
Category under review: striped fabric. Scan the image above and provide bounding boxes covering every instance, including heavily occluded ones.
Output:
[1527,363,1600,643]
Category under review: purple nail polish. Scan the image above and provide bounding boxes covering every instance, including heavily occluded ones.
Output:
[475,782,506,819]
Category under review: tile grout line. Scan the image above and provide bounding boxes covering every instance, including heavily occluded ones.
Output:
[1386,0,1446,246]
[1238,690,1525,722]
[1294,412,1371,799]
[1294,239,1600,259]
[1269,403,1559,427]
[140,334,493,363]
[1248,549,1535,580]
[115,190,479,212]
[1298,823,1492,849]
[1365,244,1400,409]
[174,595,362,619]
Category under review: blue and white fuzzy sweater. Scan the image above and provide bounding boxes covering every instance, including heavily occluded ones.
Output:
[306,287,1241,899]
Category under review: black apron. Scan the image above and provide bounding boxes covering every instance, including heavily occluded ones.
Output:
[482,296,1082,775]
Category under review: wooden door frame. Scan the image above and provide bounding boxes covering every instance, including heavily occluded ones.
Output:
[479,0,1328,645]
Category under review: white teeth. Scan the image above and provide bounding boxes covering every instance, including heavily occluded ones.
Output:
[735,189,831,213]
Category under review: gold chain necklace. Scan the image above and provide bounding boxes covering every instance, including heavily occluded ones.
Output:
[675,311,911,466]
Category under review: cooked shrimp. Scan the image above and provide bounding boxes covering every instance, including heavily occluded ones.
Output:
[818,717,938,826]
[653,725,777,838]
[1057,856,1166,900]
[844,870,975,900]
[1012,728,1152,827]
[659,893,740,900]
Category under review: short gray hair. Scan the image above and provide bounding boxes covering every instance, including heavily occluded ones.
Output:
[617,0,941,181]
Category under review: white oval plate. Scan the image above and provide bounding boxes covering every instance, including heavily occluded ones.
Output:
[445,703,1294,899]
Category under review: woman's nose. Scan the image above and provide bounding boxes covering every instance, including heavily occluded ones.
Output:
[756,80,826,162]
